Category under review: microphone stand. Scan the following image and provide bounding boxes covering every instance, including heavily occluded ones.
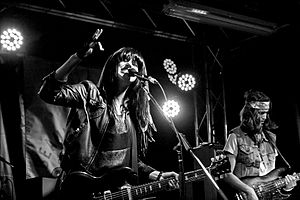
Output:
[141,85,228,200]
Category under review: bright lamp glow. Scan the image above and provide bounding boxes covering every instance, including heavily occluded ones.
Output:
[177,73,196,91]
[1,28,23,51]
[163,58,177,74]
[162,100,180,118]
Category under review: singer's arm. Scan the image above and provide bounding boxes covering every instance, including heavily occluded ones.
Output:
[55,29,103,81]
[55,53,82,81]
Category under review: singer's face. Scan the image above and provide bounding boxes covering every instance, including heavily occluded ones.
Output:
[117,58,139,83]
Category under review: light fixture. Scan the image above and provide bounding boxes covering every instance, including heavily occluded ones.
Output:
[168,74,178,85]
[163,58,177,74]
[163,0,279,35]
[163,58,197,91]
[1,28,24,52]
[162,99,180,118]
[177,73,196,91]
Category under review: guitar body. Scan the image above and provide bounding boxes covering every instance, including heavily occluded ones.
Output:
[59,167,138,200]
[233,167,293,200]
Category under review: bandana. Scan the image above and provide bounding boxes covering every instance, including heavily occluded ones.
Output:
[249,101,270,110]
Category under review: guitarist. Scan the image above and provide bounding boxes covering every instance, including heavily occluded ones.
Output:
[222,89,297,200]
[38,30,179,200]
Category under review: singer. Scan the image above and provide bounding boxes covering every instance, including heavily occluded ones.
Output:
[38,30,178,200]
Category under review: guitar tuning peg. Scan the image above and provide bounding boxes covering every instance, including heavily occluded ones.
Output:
[219,154,225,160]
[214,156,218,162]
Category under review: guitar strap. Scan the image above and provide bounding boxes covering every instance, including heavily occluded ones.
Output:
[265,131,291,169]
[131,122,138,179]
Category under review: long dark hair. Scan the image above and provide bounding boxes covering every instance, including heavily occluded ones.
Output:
[240,89,278,135]
[97,47,156,155]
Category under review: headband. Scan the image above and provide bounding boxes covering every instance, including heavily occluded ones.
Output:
[248,101,270,110]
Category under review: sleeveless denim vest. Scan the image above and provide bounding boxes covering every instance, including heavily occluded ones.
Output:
[230,127,277,178]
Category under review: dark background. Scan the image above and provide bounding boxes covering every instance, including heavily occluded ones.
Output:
[1,0,300,199]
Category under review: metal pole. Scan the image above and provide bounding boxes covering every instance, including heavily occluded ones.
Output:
[221,68,228,142]
[204,60,212,143]
[194,91,199,146]
[206,46,228,143]
[11,3,193,43]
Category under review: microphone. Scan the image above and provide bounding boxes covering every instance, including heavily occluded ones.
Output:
[128,68,158,84]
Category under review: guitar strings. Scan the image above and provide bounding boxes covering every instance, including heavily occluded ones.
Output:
[93,161,227,200]
[94,178,174,200]
[253,174,299,197]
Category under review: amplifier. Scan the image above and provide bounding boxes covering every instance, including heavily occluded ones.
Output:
[25,177,57,200]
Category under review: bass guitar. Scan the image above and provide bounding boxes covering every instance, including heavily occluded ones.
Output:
[60,155,230,200]
[234,167,300,200]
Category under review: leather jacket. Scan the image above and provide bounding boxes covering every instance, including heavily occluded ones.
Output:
[38,72,155,180]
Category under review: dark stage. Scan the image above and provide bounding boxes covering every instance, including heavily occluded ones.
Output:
[1,0,300,200]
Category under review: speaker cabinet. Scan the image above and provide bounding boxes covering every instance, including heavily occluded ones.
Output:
[24,177,57,200]
[185,145,221,200]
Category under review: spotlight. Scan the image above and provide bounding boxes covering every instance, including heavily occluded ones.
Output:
[162,100,180,118]
[163,58,177,74]
[168,74,178,85]
[177,73,196,91]
[163,58,197,91]
[1,28,23,52]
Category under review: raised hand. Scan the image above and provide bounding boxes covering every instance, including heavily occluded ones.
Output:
[76,28,104,59]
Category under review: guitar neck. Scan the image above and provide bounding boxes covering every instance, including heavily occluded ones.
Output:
[131,177,176,199]
[96,168,208,200]
[129,168,207,198]
[272,172,300,189]
[184,168,207,183]
[93,156,230,200]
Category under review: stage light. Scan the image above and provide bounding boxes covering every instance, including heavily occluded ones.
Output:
[163,58,177,74]
[1,28,23,52]
[177,73,196,91]
[163,58,197,91]
[162,99,180,118]
[168,74,178,85]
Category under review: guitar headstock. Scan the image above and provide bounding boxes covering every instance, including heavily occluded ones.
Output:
[209,154,231,180]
